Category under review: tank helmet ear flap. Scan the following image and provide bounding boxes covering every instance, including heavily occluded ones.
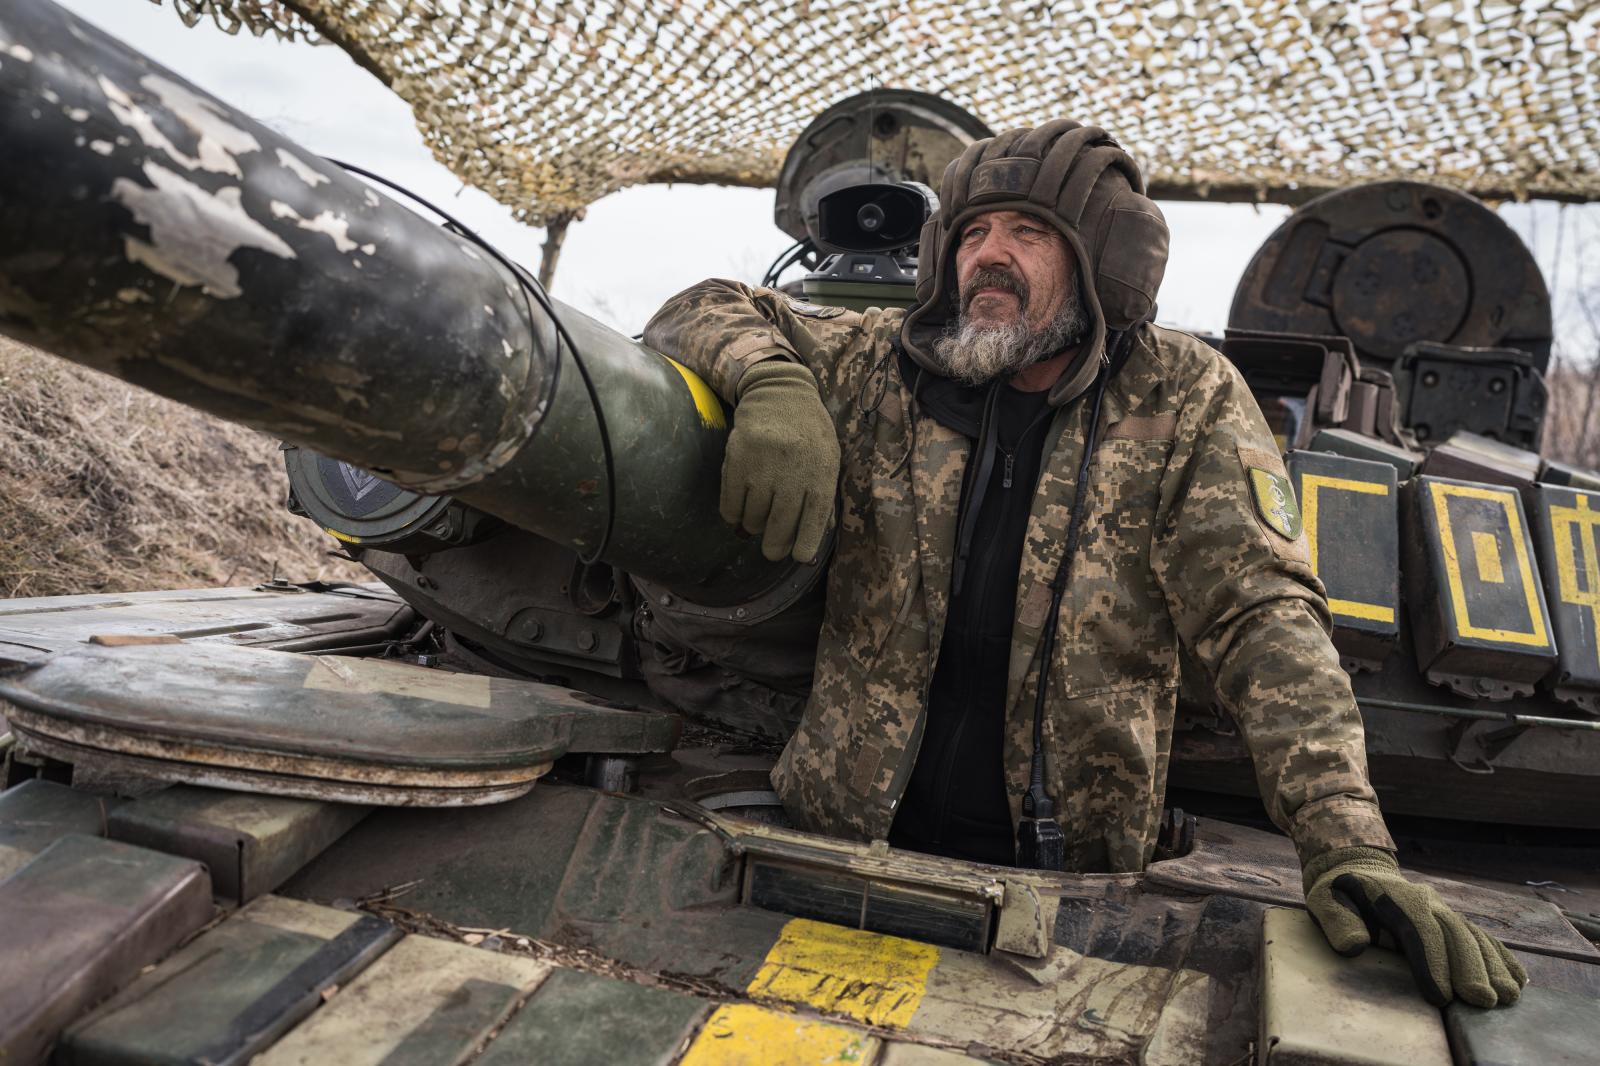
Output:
[900,120,1169,405]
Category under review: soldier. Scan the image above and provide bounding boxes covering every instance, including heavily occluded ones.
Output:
[645,120,1525,1007]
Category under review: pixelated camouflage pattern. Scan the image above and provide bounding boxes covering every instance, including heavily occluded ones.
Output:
[644,280,1395,872]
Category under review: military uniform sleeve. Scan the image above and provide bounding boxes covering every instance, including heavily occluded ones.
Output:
[643,278,867,402]
[1150,349,1397,868]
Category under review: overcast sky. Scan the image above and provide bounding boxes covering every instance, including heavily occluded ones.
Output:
[50,0,1597,357]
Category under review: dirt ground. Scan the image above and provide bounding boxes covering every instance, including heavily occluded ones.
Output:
[0,336,365,599]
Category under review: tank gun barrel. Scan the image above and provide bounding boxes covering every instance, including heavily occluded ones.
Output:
[0,0,786,600]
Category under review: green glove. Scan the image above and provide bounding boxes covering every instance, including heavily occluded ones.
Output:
[723,360,840,563]
[1303,846,1527,1008]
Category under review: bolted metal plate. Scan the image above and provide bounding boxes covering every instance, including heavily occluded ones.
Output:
[1230,182,1552,370]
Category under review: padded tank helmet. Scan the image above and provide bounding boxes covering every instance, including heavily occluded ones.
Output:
[900,120,1171,404]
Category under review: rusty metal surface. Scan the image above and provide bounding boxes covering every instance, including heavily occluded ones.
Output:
[1230,183,1552,369]
[1145,818,1599,963]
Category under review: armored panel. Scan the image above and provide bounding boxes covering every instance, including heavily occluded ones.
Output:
[254,935,551,1066]
[1539,460,1600,492]
[475,968,707,1066]
[1421,431,1542,490]
[1259,908,1452,1066]
[108,786,369,903]
[1402,477,1557,699]
[0,835,212,1064]
[1396,342,1548,450]
[1445,985,1600,1065]
[1305,428,1420,480]
[0,778,109,881]
[1527,484,1600,716]
[61,896,399,1066]
[0,642,677,807]
[1286,450,1400,670]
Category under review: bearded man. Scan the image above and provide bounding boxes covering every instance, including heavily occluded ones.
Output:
[644,120,1525,1008]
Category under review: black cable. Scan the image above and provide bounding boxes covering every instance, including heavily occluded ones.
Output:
[1017,328,1136,869]
[322,159,617,567]
[760,237,818,288]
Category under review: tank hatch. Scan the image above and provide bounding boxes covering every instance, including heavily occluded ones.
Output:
[0,642,679,806]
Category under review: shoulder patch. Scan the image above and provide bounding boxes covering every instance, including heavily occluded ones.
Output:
[1249,466,1302,539]
[785,296,846,319]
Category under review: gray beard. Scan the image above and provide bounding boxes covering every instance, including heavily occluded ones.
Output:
[932,290,1089,387]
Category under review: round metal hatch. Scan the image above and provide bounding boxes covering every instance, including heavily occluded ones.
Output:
[1229,182,1552,370]
[773,89,993,246]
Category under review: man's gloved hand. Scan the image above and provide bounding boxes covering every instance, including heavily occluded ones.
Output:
[722,360,840,563]
[1303,846,1528,1008]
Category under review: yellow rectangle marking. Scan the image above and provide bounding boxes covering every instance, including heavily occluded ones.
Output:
[747,918,938,1028]
[1431,482,1549,647]
[679,1003,879,1066]
[1327,598,1395,623]
[1300,473,1393,624]
[1472,531,1505,584]
[1549,493,1600,669]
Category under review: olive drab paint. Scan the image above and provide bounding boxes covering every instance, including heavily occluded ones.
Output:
[646,280,1395,872]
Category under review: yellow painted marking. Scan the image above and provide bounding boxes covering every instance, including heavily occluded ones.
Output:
[1472,531,1506,583]
[1300,474,1395,624]
[665,356,727,430]
[1548,492,1600,668]
[748,918,938,1028]
[1431,482,1548,646]
[324,527,362,544]
[679,1003,879,1066]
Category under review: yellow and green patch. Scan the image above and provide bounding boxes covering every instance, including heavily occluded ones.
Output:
[1250,467,1302,539]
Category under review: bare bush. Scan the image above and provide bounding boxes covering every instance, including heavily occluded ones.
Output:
[0,336,364,598]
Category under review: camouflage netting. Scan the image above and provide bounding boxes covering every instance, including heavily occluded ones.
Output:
[160,0,1600,223]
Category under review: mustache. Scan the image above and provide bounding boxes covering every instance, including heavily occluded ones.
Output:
[961,268,1029,312]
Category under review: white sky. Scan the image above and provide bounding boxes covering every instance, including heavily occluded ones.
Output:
[51,0,1597,356]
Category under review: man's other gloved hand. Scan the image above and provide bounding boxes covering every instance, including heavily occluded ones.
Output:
[1303,846,1528,1008]
[723,360,840,563]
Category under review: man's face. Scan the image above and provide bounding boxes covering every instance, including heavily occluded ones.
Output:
[933,209,1089,386]
[953,210,1074,332]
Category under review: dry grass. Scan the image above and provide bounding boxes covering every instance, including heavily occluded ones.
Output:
[0,336,364,598]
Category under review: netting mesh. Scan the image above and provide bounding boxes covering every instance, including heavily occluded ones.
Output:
[158,0,1600,224]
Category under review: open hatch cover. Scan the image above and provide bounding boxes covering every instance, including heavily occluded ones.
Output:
[0,643,679,806]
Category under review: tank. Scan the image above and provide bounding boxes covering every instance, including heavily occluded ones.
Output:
[0,2,1597,1063]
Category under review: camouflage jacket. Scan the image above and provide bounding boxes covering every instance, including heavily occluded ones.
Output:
[645,280,1396,872]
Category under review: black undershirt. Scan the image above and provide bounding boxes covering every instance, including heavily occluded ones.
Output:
[889,380,1054,866]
